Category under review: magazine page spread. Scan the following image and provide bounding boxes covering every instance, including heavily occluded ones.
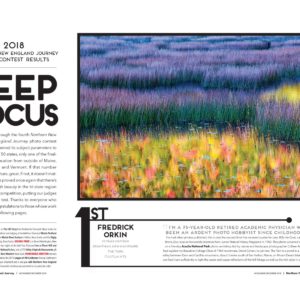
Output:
[1,1,300,299]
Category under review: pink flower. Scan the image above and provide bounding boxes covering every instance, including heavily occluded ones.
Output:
[167,190,176,198]
[145,167,156,180]
[184,149,198,160]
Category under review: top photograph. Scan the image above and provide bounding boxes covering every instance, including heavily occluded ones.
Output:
[79,34,300,200]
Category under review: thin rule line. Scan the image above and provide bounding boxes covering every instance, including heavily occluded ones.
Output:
[0,67,57,69]
[92,218,290,222]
